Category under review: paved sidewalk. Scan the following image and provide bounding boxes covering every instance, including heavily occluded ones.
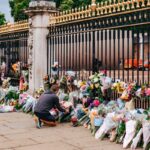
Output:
[0,113,141,150]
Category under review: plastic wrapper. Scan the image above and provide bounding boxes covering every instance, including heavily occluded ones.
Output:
[101,76,112,90]
[22,95,37,113]
[110,129,117,142]
[19,93,28,105]
[0,105,14,113]
[125,99,135,111]
[95,113,117,140]
[130,109,146,122]
[0,89,6,102]
[135,88,142,97]
[89,108,99,129]
[131,128,143,149]
[117,98,125,109]
[66,71,76,77]
[94,117,103,127]
[97,104,107,115]
[58,90,68,102]
[123,120,137,148]
[69,91,79,107]
[143,121,150,149]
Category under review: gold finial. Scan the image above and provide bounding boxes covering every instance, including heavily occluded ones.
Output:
[141,0,145,7]
[75,8,77,12]
[108,0,112,13]
[136,0,140,8]
[81,6,84,18]
[113,1,116,12]
[104,1,108,14]
[126,1,130,10]
[100,2,104,15]
[131,0,135,9]
[122,0,125,10]
[148,0,150,6]
[91,0,96,12]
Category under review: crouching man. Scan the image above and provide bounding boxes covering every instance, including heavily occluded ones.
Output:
[34,84,67,128]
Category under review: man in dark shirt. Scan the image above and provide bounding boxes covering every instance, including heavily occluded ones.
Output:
[34,84,67,128]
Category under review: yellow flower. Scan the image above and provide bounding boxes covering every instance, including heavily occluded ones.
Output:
[90,84,94,89]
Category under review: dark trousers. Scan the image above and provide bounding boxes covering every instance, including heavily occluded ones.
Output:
[34,112,55,122]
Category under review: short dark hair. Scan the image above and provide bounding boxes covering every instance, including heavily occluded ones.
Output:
[50,84,59,93]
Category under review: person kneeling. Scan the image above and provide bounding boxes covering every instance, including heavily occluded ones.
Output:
[34,84,67,128]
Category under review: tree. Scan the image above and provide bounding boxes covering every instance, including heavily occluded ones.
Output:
[9,0,30,22]
[0,12,6,25]
[59,0,105,11]
[9,0,106,21]
[59,0,74,11]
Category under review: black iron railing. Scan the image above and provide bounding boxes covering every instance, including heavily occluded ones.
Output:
[0,31,29,77]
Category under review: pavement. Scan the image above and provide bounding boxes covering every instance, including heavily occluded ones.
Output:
[0,112,142,150]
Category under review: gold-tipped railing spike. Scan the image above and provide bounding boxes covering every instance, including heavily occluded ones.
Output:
[148,0,150,6]
[75,8,77,19]
[117,0,120,12]
[91,0,96,12]
[113,0,116,12]
[85,6,88,17]
[81,6,84,18]
[78,7,81,19]
[136,0,140,8]
[104,1,107,14]
[131,0,135,9]
[108,0,112,13]
[122,0,125,11]
[88,5,91,17]
[101,2,104,15]
[126,0,130,10]
[141,0,145,7]
[96,3,100,15]
[72,10,75,20]
[0,21,29,34]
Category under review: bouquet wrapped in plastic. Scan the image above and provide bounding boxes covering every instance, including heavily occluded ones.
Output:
[0,105,14,113]
[22,95,37,113]
[123,120,137,148]
[131,128,143,149]
[143,121,150,149]
[95,112,117,140]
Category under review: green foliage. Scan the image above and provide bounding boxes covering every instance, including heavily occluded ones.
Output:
[9,0,30,22]
[0,13,6,25]
[59,0,106,11]
[59,0,74,11]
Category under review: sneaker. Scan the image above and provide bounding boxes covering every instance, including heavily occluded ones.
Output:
[36,118,42,129]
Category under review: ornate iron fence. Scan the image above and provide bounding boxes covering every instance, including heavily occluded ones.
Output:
[47,0,150,108]
[48,0,150,86]
[0,31,29,76]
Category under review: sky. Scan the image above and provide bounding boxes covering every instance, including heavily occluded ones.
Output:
[0,0,13,22]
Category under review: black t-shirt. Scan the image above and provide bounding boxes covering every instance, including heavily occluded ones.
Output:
[34,91,65,113]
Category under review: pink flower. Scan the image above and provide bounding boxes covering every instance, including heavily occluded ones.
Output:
[145,88,150,96]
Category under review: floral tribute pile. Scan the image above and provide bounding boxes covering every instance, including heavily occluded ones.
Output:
[0,68,150,149]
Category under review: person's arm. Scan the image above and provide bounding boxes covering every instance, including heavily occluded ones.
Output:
[55,97,66,112]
